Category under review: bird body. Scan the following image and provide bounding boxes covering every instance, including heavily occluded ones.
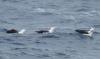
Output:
[75,29,89,34]
[5,29,26,34]
[35,27,56,34]
[35,30,48,34]
[6,29,18,33]
[75,27,94,37]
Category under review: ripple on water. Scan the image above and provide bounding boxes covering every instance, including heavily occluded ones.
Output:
[36,54,50,58]
[41,34,60,38]
[54,52,71,58]
[11,42,25,46]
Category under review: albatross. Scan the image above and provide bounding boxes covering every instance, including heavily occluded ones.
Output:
[35,27,56,34]
[4,29,26,34]
[75,27,95,37]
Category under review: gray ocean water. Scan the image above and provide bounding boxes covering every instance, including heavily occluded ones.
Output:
[0,0,100,59]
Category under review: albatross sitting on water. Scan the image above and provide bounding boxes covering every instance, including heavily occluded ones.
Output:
[4,29,26,34]
[75,27,95,37]
[35,27,56,34]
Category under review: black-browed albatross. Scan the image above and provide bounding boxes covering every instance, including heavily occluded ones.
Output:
[4,29,26,34]
[35,27,56,34]
[75,27,94,37]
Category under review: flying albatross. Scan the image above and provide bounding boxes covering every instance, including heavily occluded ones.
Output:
[35,27,56,34]
[75,27,95,37]
[4,29,26,34]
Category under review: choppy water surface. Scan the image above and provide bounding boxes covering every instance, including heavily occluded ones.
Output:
[0,0,100,59]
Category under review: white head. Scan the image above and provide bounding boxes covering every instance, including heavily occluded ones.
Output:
[85,27,95,37]
[88,27,95,33]
[48,27,56,33]
[18,29,26,34]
